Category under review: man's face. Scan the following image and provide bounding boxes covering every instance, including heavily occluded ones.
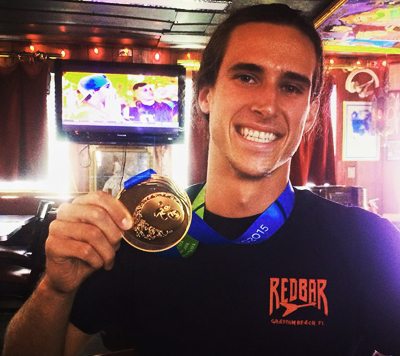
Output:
[198,23,318,179]
[136,84,155,104]
[87,83,112,106]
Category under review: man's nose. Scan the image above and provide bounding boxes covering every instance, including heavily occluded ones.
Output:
[250,86,278,118]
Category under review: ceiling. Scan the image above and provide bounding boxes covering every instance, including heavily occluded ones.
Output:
[1,0,400,55]
[0,0,334,50]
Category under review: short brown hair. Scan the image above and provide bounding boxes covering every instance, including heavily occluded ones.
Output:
[132,82,148,91]
[194,4,323,120]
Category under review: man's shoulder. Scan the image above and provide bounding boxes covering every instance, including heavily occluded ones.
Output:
[295,187,361,213]
[157,101,172,109]
[294,187,397,235]
[296,187,364,216]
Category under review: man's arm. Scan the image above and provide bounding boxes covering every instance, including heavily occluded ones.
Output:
[64,323,93,356]
[3,276,87,356]
[3,191,133,355]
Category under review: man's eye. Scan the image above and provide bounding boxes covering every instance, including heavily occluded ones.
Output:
[235,74,257,84]
[282,84,303,94]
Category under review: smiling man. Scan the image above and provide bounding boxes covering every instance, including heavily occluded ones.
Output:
[4,4,400,356]
[198,21,319,217]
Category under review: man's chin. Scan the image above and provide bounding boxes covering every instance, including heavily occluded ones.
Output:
[231,164,274,181]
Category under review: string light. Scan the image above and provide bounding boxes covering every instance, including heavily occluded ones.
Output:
[3,45,209,64]
[324,57,389,71]
[119,48,132,57]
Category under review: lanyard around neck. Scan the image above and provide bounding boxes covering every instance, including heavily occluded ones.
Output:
[170,182,295,258]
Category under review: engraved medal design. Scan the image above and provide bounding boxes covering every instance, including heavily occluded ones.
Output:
[117,174,192,252]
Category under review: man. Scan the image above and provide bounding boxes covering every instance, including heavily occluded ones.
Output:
[4,4,400,356]
[73,74,124,121]
[125,82,173,123]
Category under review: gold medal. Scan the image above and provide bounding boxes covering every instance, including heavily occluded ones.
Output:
[117,174,192,252]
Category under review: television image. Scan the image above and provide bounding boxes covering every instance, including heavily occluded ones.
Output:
[54,60,186,145]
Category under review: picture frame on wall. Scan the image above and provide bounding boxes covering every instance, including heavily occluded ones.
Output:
[89,145,153,196]
[342,101,380,161]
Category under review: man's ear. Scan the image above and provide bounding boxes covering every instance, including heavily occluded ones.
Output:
[197,86,211,114]
[304,98,320,134]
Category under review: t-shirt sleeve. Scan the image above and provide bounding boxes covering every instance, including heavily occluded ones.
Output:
[69,245,134,334]
[70,269,114,334]
[351,211,400,354]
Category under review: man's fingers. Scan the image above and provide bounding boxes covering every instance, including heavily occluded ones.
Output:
[49,220,119,270]
[57,194,131,246]
[46,191,132,275]
[71,191,133,230]
[46,233,105,271]
[56,203,122,246]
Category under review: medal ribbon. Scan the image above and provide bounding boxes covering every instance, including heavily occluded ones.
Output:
[171,182,295,258]
[190,182,294,244]
[124,168,156,189]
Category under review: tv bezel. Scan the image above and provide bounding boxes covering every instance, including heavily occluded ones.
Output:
[54,59,186,145]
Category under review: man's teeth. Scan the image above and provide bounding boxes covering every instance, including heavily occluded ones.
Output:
[240,127,277,143]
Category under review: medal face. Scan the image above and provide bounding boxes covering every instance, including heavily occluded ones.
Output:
[118,174,192,252]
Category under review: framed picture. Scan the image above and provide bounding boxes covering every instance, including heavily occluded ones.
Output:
[89,145,153,196]
[342,101,380,161]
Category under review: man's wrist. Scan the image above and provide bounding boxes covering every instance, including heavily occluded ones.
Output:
[38,275,77,302]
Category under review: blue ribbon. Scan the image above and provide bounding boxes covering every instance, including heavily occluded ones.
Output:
[186,183,295,246]
[124,168,156,189]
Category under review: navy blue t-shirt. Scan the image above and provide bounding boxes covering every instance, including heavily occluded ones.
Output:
[70,188,400,355]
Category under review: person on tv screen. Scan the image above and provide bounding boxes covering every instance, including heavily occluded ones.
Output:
[3,3,400,356]
[125,82,173,123]
[73,74,124,122]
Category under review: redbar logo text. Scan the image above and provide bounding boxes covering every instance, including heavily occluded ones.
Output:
[269,277,329,317]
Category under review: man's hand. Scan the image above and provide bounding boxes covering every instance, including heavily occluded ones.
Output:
[44,191,133,294]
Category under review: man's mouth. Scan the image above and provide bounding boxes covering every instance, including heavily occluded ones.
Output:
[240,127,278,143]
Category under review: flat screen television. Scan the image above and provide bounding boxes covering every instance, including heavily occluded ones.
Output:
[54,59,186,145]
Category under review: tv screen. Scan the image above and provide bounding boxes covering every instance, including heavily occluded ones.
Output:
[54,59,186,145]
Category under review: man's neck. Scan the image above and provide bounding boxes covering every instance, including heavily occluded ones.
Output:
[141,99,155,106]
[204,165,289,218]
